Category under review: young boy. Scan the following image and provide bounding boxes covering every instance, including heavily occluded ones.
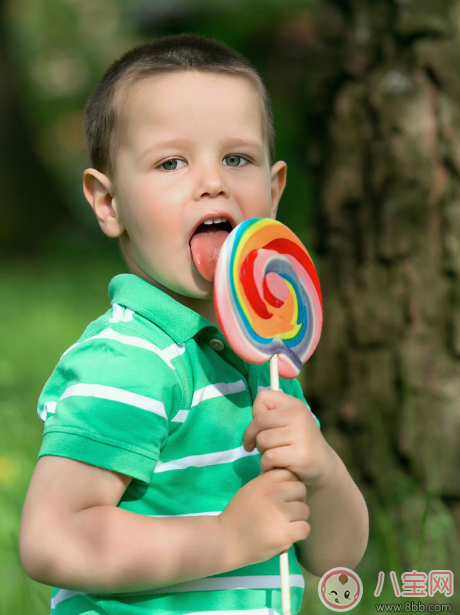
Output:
[19,33,368,614]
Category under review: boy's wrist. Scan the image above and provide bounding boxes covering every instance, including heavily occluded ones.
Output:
[307,445,344,493]
[216,512,247,572]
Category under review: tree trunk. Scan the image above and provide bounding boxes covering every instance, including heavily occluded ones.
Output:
[271,0,460,574]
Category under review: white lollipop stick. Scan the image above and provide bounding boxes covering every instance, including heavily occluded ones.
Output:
[270,354,291,615]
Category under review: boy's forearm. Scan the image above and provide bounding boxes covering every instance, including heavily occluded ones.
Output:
[296,452,369,577]
[39,506,239,594]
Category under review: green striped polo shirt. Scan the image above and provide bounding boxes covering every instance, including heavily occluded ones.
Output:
[37,273,320,615]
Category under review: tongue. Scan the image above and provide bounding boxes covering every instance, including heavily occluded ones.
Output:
[190,228,229,282]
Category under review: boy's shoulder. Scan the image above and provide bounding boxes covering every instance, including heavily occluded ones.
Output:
[58,298,185,379]
[36,279,190,421]
[75,302,177,348]
[63,273,188,363]
[37,301,186,423]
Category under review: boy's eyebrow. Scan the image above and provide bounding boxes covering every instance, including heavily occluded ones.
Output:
[140,138,264,159]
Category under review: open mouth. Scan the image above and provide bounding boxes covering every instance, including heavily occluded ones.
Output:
[189,217,234,282]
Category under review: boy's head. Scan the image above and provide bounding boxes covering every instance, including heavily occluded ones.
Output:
[82,33,287,303]
[83,33,276,181]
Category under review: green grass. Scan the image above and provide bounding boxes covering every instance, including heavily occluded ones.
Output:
[1,253,458,614]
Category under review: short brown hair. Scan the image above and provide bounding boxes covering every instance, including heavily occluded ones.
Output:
[83,33,275,179]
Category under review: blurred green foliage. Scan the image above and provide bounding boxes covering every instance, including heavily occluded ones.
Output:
[6,0,139,233]
[5,0,316,248]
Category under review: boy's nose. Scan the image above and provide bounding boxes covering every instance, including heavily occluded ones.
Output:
[193,162,229,200]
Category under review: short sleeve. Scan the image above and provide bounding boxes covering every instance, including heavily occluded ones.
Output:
[37,329,183,484]
[285,377,321,430]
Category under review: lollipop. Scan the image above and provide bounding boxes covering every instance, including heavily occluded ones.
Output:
[214,217,323,380]
[214,217,323,615]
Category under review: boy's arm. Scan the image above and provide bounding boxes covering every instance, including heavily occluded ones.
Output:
[19,455,239,594]
[294,450,369,576]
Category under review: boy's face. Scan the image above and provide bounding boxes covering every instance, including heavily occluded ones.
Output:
[84,71,287,299]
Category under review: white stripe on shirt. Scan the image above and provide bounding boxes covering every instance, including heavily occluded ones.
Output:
[38,401,57,421]
[109,303,134,323]
[51,574,304,607]
[191,380,246,407]
[115,574,305,595]
[51,590,83,608]
[148,511,222,517]
[62,328,184,369]
[154,444,258,473]
[171,409,189,423]
[176,610,283,615]
[60,383,167,418]
[171,380,247,423]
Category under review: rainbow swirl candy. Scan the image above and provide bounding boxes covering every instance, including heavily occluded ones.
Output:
[214,218,323,379]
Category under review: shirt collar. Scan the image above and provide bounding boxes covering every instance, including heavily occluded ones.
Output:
[109,274,217,343]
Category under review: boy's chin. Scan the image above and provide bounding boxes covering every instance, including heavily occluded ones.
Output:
[189,269,215,295]
[128,265,213,299]
[153,274,214,301]
[178,279,215,300]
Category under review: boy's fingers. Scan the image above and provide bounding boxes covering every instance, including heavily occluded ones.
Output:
[254,389,287,413]
[266,468,298,482]
[244,391,290,451]
[243,423,257,451]
[243,417,283,451]
[243,416,265,452]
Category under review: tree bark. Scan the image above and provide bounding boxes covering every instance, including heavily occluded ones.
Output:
[271,0,460,573]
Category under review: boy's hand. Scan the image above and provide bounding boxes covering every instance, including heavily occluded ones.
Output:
[243,389,337,488]
[218,469,310,568]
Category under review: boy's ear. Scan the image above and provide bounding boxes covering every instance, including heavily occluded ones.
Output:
[270,161,287,219]
[82,168,125,238]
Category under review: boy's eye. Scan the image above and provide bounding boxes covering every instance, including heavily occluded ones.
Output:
[158,155,249,171]
[159,158,186,171]
[223,155,248,167]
